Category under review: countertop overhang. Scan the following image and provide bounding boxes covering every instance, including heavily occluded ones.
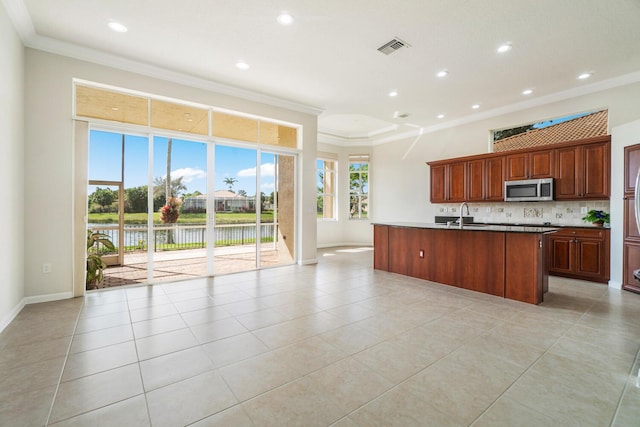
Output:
[372,222,558,234]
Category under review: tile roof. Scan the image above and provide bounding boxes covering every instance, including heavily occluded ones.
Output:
[493,110,608,152]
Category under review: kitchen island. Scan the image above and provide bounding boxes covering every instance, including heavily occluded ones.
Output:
[373,222,558,304]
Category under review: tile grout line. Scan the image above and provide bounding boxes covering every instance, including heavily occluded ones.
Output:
[44,298,86,426]
[468,288,619,425]
[609,341,640,426]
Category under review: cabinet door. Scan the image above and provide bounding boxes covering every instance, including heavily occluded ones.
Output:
[505,153,528,180]
[447,162,466,202]
[529,150,554,178]
[466,159,485,201]
[581,142,609,198]
[548,235,574,274]
[430,164,447,203]
[625,197,640,241]
[485,157,505,201]
[624,144,640,195]
[575,238,605,278]
[623,243,640,293]
[555,147,580,199]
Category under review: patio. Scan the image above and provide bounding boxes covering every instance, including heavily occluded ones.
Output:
[98,245,290,288]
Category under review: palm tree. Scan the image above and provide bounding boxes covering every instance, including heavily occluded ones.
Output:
[224,177,238,192]
[237,189,247,197]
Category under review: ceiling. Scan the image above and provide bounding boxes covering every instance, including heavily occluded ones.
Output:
[6,0,640,145]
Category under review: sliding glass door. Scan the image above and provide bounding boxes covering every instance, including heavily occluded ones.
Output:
[87,130,296,289]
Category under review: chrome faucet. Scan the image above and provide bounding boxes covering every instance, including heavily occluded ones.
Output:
[459,202,469,229]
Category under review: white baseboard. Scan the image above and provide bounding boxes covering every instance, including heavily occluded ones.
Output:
[24,291,74,305]
[608,280,623,290]
[299,258,318,265]
[316,242,372,249]
[0,298,26,334]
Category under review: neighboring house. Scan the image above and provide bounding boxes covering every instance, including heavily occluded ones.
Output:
[182,191,256,212]
[493,110,608,152]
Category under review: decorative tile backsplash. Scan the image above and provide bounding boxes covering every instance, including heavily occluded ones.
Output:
[438,200,610,226]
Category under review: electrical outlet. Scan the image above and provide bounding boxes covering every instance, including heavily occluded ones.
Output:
[486,207,491,213]
[581,207,588,214]
[42,263,52,273]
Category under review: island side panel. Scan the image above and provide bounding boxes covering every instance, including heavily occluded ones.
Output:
[373,225,389,271]
[457,230,506,297]
[505,233,545,304]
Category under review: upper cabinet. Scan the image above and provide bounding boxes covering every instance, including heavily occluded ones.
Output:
[467,157,505,202]
[555,140,610,200]
[505,150,554,180]
[427,136,610,203]
[430,162,466,203]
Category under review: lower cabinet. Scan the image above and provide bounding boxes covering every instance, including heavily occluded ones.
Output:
[547,227,609,283]
[373,224,546,304]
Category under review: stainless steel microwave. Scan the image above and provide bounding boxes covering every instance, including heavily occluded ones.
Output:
[504,178,554,202]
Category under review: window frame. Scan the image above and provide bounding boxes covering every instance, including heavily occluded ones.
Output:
[316,157,337,221]
[348,155,369,220]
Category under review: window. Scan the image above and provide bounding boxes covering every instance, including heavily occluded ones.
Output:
[349,155,369,219]
[317,158,337,220]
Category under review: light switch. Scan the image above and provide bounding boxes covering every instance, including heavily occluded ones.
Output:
[419,249,424,259]
[581,207,588,214]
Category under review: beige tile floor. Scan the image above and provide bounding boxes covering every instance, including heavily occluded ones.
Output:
[1,246,640,426]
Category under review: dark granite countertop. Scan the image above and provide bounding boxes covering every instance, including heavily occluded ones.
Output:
[372,222,559,234]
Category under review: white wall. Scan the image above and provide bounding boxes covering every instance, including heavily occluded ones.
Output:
[23,49,318,299]
[316,143,373,247]
[0,2,25,330]
[371,82,640,287]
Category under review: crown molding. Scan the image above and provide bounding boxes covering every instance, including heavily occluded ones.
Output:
[1,0,35,41]
[4,0,323,117]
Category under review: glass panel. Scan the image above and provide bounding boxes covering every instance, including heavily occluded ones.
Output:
[150,100,209,135]
[76,85,148,125]
[349,161,369,219]
[88,130,123,182]
[260,153,295,268]
[153,136,208,283]
[316,159,336,219]
[260,122,298,148]
[87,131,149,289]
[214,145,257,274]
[212,112,259,143]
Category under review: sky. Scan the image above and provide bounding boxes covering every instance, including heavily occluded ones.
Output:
[88,130,279,196]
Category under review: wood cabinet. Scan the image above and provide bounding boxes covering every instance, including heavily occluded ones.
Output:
[548,227,609,283]
[623,144,640,293]
[505,150,554,180]
[427,136,610,203]
[429,162,466,203]
[373,224,547,304]
[555,141,610,200]
[467,157,504,201]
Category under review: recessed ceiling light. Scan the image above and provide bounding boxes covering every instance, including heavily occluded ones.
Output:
[497,43,512,53]
[578,72,592,80]
[471,104,480,109]
[277,12,294,26]
[389,90,398,97]
[107,21,128,33]
[236,61,250,70]
[437,114,445,119]
[522,89,533,95]
[111,107,119,111]
[436,70,448,78]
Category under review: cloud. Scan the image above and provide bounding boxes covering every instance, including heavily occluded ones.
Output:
[237,163,275,177]
[261,182,275,191]
[170,167,206,183]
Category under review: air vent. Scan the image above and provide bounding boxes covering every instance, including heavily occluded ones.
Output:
[377,37,411,55]
[393,111,411,119]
